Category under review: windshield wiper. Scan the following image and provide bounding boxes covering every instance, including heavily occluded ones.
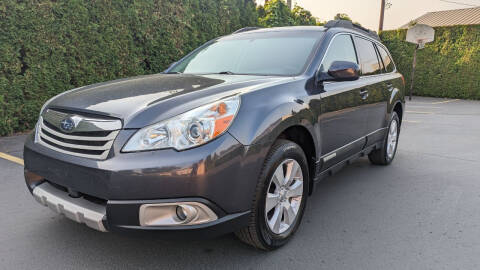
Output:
[165,71,181,74]
[217,71,236,75]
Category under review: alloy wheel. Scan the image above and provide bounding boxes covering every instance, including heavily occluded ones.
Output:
[387,119,398,159]
[264,159,304,235]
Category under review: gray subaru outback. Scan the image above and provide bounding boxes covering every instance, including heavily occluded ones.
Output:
[24,20,405,250]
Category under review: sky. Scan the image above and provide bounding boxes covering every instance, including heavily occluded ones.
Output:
[256,0,480,30]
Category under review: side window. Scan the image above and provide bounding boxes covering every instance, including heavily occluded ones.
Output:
[320,34,357,73]
[374,45,385,73]
[354,37,382,76]
[377,45,395,73]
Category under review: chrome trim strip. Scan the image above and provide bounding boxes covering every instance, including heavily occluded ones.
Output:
[33,182,107,232]
[40,123,119,141]
[320,127,389,161]
[43,109,122,132]
[365,127,388,137]
[38,140,109,160]
[320,127,388,162]
[323,153,337,162]
[321,136,366,160]
[39,129,114,151]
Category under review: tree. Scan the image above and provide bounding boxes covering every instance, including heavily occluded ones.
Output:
[291,4,317,26]
[257,4,266,19]
[258,0,294,27]
[334,13,352,21]
[333,13,362,27]
[239,0,259,27]
[258,0,318,27]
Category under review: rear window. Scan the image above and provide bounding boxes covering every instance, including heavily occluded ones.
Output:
[377,45,395,73]
[354,37,382,76]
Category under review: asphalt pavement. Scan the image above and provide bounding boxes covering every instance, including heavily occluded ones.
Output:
[1,96,480,270]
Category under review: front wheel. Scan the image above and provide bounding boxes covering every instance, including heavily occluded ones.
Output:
[235,139,309,250]
[369,111,401,165]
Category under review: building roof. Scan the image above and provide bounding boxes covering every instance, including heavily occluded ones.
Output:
[400,7,480,29]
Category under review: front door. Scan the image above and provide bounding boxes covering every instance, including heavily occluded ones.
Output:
[317,34,369,168]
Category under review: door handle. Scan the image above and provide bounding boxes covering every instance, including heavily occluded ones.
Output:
[359,89,369,99]
[386,83,394,91]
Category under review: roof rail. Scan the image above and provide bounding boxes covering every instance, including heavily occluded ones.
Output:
[325,20,380,40]
[233,27,261,34]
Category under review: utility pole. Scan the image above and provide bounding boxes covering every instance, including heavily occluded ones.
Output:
[379,0,386,32]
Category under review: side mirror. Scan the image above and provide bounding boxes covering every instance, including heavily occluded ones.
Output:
[318,61,360,83]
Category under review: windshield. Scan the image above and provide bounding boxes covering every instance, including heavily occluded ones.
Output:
[170,31,324,76]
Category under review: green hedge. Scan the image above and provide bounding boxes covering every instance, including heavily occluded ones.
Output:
[0,0,258,136]
[380,25,480,100]
[2,2,479,137]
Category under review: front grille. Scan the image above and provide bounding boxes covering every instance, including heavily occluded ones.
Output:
[37,109,121,160]
[41,127,108,146]
[42,120,111,137]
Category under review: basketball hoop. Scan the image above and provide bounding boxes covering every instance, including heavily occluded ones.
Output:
[406,24,435,49]
[405,24,435,100]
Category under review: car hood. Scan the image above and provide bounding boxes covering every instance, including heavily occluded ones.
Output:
[47,73,290,128]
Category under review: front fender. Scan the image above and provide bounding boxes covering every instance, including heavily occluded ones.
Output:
[228,82,318,150]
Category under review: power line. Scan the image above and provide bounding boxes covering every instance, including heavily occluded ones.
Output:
[438,0,479,7]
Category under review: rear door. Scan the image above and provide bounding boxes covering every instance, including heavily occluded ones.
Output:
[353,36,389,145]
[319,34,369,168]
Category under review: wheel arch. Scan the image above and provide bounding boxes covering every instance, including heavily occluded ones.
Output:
[387,76,405,126]
[275,124,317,196]
[393,101,403,125]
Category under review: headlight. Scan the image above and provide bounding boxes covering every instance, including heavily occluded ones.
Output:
[122,95,240,152]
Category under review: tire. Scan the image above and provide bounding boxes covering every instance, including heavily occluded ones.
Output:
[369,111,401,165]
[235,139,309,250]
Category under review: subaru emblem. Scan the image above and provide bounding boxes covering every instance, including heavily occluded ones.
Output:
[60,117,76,132]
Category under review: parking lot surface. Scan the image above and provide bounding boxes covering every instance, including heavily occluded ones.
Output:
[1,97,480,270]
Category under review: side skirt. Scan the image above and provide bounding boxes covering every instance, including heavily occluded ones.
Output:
[311,142,382,193]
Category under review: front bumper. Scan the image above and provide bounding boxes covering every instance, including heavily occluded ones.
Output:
[24,130,268,236]
[30,182,250,238]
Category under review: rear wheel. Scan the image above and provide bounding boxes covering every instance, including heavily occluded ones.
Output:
[369,112,401,165]
[235,139,309,250]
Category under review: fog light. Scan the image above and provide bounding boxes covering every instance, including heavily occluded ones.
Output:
[176,205,187,221]
[139,202,218,227]
[176,204,198,223]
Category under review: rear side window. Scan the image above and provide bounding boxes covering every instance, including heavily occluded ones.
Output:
[354,37,382,76]
[377,45,395,73]
[320,34,357,72]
